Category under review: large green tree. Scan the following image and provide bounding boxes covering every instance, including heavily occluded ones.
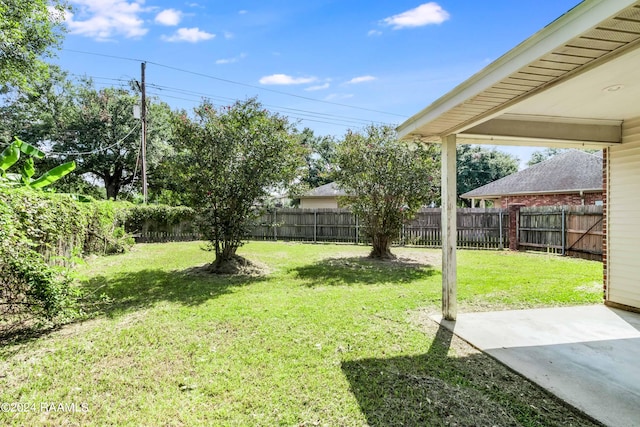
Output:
[335,124,439,259]
[0,0,68,92]
[2,74,176,199]
[526,148,569,166]
[456,145,519,206]
[172,98,306,272]
[298,127,337,189]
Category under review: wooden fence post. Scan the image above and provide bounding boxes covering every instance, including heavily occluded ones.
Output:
[499,210,504,250]
[313,209,317,243]
[508,204,525,251]
[273,209,277,241]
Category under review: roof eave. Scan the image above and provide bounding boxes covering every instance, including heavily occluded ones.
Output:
[397,0,639,141]
[461,188,603,199]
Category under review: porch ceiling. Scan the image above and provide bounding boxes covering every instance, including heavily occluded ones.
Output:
[397,0,640,147]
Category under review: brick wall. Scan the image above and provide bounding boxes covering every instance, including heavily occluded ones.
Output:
[499,192,603,208]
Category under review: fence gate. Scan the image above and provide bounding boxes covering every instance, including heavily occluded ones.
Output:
[518,205,603,260]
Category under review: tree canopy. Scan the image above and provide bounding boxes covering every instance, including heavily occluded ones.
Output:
[526,148,570,166]
[335,124,439,259]
[171,98,306,272]
[456,145,519,206]
[0,0,68,92]
[2,73,176,200]
[298,128,337,190]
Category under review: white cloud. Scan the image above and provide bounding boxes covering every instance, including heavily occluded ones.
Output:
[346,75,376,84]
[216,53,247,65]
[223,31,234,39]
[259,74,317,85]
[155,9,182,26]
[382,2,449,29]
[239,10,248,15]
[162,27,215,42]
[65,0,148,41]
[368,29,382,36]
[305,83,330,91]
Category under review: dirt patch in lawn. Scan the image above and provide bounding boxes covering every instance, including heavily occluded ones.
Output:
[184,255,270,276]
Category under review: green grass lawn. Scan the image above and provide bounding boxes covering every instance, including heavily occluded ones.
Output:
[0,242,603,426]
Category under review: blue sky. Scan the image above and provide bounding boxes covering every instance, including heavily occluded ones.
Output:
[54,0,582,167]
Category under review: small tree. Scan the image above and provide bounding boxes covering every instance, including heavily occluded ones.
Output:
[172,98,306,272]
[336,125,439,259]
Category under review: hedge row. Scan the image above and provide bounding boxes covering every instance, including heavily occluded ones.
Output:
[0,189,127,335]
[0,190,190,336]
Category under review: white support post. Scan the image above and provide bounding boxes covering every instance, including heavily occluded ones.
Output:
[441,134,457,320]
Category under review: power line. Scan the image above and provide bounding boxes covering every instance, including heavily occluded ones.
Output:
[62,48,409,119]
[146,82,393,127]
[147,61,408,118]
[145,90,394,129]
[46,123,141,156]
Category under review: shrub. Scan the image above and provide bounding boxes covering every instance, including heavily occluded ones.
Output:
[0,196,77,334]
[0,188,134,336]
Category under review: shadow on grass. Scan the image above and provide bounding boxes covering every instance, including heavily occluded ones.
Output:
[292,256,438,287]
[341,322,601,427]
[79,266,268,319]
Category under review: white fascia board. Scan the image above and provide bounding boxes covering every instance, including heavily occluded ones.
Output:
[456,134,619,149]
[397,0,638,139]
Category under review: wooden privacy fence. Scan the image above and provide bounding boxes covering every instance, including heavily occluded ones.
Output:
[517,205,603,260]
[130,206,603,260]
[248,208,509,249]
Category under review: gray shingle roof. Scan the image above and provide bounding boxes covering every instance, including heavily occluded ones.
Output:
[301,182,347,198]
[462,150,603,199]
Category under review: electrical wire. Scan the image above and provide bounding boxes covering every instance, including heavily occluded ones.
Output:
[62,49,409,118]
[146,82,393,127]
[46,122,141,156]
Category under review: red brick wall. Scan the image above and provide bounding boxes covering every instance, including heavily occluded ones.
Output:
[499,192,603,208]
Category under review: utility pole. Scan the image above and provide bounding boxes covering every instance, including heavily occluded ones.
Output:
[140,62,148,204]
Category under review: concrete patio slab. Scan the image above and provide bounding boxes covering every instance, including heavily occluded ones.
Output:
[432,305,640,427]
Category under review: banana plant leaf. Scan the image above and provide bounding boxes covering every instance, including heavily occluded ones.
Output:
[21,158,36,184]
[30,161,76,189]
[0,143,20,173]
[15,137,45,159]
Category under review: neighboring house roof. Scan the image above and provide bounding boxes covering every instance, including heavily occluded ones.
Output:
[300,182,347,198]
[462,150,603,199]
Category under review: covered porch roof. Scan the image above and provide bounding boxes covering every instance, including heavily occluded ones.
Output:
[397,0,640,321]
[397,0,640,148]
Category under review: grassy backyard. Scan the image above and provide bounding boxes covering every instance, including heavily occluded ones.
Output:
[0,241,603,426]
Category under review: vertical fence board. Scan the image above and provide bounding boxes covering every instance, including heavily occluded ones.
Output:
[129,206,601,261]
[518,205,602,260]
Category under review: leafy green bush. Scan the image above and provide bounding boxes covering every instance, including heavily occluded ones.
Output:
[78,200,134,255]
[0,188,134,336]
[0,196,77,334]
[123,204,195,231]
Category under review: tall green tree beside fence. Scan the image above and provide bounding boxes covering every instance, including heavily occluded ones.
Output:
[336,125,439,259]
[172,98,306,273]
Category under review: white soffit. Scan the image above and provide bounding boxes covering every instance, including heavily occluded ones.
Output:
[398,0,640,144]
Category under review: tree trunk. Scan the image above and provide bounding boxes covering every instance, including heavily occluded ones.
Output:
[104,178,120,200]
[209,241,242,273]
[369,234,395,259]
[216,241,238,263]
